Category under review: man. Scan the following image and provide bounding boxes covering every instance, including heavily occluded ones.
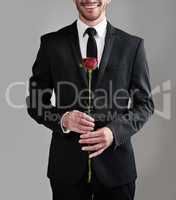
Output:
[26,0,155,199]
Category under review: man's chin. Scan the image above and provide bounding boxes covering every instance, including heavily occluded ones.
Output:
[84,16,100,21]
[81,13,101,21]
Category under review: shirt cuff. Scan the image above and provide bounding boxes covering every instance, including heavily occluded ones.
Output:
[60,112,71,134]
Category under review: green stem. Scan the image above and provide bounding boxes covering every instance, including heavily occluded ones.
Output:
[87,70,92,183]
[88,157,92,183]
[88,70,92,114]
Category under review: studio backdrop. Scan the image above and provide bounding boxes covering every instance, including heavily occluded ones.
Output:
[0,0,176,200]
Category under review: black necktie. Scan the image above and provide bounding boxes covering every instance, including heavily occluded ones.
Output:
[85,27,98,58]
[84,27,99,89]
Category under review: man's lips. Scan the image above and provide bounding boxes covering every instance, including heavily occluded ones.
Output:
[80,2,101,9]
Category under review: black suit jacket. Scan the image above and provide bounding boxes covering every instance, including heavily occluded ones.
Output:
[26,21,154,187]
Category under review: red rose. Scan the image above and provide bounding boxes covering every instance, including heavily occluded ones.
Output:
[81,57,98,183]
[82,57,98,71]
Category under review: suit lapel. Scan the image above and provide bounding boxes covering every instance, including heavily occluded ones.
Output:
[95,22,116,88]
[68,21,88,88]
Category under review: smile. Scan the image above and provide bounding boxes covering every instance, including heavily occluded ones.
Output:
[81,2,101,9]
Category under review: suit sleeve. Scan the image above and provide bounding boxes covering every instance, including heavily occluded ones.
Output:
[26,35,65,133]
[106,39,155,150]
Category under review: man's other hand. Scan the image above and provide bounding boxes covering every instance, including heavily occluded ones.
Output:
[79,127,114,158]
[62,110,95,134]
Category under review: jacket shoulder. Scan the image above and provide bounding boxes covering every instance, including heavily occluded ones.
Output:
[40,23,74,42]
[110,25,144,51]
[114,26,143,42]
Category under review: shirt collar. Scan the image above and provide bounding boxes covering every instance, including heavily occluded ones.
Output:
[77,17,107,38]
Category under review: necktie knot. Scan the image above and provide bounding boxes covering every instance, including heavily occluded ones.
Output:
[85,27,97,37]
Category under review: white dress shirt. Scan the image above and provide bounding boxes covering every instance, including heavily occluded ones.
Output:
[61,18,107,133]
[77,17,107,66]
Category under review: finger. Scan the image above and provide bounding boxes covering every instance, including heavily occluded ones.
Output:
[82,143,105,152]
[79,137,103,144]
[73,127,87,134]
[89,148,105,158]
[79,119,95,128]
[80,130,101,139]
[79,125,94,132]
[73,127,91,135]
[81,112,95,122]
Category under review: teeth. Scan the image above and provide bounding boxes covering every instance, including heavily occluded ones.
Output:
[82,3,98,9]
[84,5,97,9]
[85,5,97,8]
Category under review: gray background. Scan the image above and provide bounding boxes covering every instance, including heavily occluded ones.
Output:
[0,0,176,199]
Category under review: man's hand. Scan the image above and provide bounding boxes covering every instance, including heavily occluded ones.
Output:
[62,110,95,134]
[79,127,114,158]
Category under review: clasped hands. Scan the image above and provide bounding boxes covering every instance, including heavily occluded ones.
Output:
[62,110,114,158]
